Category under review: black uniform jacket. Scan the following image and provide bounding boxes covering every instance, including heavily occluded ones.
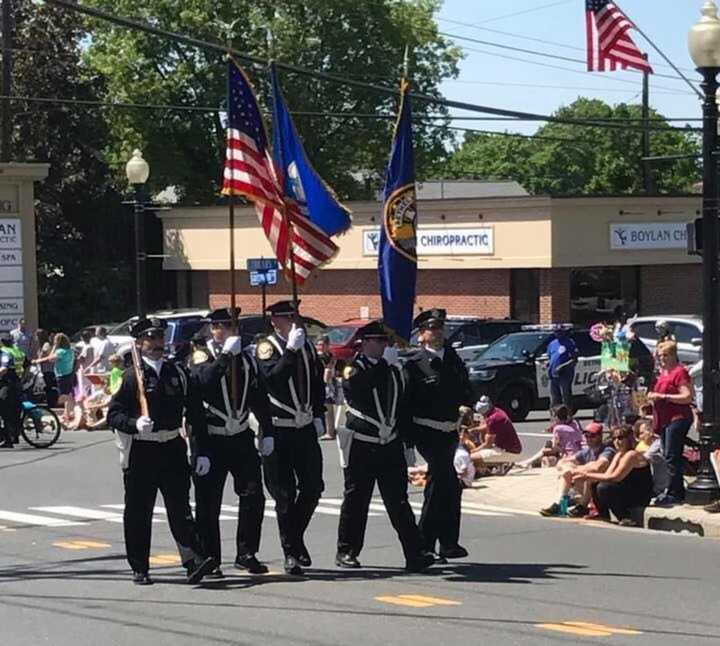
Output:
[108,359,209,453]
[191,343,273,438]
[255,334,325,424]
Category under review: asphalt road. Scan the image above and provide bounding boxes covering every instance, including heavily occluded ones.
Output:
[1,416,719,646]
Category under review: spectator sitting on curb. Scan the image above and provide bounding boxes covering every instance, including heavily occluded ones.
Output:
[517,405,581,470]
[454,406,477,486]
[575,425,653,527]
[539,421,615,518]
[462,396,521,476]
[634,418,671,503]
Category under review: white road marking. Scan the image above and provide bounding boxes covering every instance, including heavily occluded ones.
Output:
[30,506,125,523]
[0,510,86,528]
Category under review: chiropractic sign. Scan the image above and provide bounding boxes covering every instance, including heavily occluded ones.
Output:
[0,218,24,329]
[609,222,688,250]
[363,226,494,256]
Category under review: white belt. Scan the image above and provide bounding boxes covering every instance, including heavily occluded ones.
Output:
[352,430,398,446]
[208,421,249,437]
[269,394,313,428]
[136,428,180,443]
[346,405,396,443]
[413,416,457,432]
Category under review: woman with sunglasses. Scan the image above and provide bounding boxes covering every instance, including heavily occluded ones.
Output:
[646,340,693,506]
[574,425,652,526]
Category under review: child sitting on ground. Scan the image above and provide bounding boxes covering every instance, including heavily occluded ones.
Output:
[517,405,583,469]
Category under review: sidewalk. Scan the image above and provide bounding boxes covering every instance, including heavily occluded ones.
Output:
[462,467,720,538]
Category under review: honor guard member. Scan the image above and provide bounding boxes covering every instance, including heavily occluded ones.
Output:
[108,318,217,585]
[336,321,434,572]
[191,307,274,577]
[256,300,325,575]
[404,309,474,562]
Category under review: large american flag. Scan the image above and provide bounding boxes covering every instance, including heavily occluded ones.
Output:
[586,0,653,74]
[222,60,337,284]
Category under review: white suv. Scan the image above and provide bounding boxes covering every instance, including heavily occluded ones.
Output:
[630,315,702,364]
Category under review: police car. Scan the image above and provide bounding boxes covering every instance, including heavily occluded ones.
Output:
[466,325,602,421]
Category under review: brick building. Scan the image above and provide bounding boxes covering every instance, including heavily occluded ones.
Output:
[159,185,702,326]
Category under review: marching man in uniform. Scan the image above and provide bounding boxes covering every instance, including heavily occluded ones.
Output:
[336,321,434,572]
[255,300,325,575]
[191,308,274,577]
[108,318,216,585]
[404,309,474,562]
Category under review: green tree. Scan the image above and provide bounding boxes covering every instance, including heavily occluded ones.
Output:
[83,0,461,202]
[12,1,132,331]
[445,98,701,195]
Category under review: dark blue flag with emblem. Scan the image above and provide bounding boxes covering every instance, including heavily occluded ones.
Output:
[378,80,417,342]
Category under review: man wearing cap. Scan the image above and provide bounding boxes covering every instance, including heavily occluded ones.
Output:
[335,321,434,572]
[540,421,615,518]
[108,317,216,585]
[404,308,474,562]
[547,327,578,410]
[255,300,325,575]
[469,396,522,471]
[191,307,273,577]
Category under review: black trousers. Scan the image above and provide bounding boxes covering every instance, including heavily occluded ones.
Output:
[415,429,462,553]
[263,425,324,557]
[193,432,265,563]
[337,438,423,562]
[122,436,205,574]
[0,383,19,443]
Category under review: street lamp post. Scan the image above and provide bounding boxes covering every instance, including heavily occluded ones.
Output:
[687,2,720,505]
[125,149,150,319]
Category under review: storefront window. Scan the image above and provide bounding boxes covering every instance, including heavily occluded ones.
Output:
[511,269,540,323]
[570,268,639,326]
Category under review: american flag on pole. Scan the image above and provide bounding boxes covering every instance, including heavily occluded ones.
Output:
[586,0,653,74]
[222,59,339,284]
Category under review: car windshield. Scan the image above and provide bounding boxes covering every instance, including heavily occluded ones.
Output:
[327,326,359,345]
[109,317,137,337]
[481,333,549,361]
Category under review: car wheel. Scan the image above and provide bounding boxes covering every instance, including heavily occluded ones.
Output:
[498,385,531,422]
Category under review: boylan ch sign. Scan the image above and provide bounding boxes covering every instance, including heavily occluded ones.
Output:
[363,226,494,256]
[0,219,23,330]
[609,222,688,250]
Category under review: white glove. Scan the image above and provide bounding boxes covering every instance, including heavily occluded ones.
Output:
[195,456,211,476]
[404,446,417,467]
[314,417,325,438]
[260,437,274,457]
[135,416,154,433]
[222,336,243,356]
[286,324,306,351]
[382,346,401,366]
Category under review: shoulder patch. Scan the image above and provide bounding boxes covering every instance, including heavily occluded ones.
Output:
[256,340,275,361]
[191,349,210,365]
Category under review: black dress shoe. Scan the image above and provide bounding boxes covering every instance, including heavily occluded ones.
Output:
[297,543,312,567]
[187,556,218,584]
[439,545,468,560]
[430,552,447,564]
[0,442,13,449]
[405,552,435,573]
[335,552,361,569]
[205,567,225,579]
[132,571,153,585]
[234,554,269,574]
[284,555,303,576]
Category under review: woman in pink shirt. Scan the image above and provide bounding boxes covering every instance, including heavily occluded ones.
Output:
[551,405,584,458]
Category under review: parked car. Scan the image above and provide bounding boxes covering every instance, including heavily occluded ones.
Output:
[325,319,372,362]
[411,317,527,362]
[466,325,602,421]
[630,315,702,364]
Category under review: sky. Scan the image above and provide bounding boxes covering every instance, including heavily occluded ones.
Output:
[434,0,705,137]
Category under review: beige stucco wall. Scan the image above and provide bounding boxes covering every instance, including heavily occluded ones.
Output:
[161,196,554,271]
[551,196,701,267]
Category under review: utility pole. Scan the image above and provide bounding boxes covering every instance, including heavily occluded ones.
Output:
[1,0,12,162]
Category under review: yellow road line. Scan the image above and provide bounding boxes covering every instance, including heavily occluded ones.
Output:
[375,596,436,608]
[149,554,181,565]
[537,621,642,637]
[52,539,111,550]
[375,594,461,608]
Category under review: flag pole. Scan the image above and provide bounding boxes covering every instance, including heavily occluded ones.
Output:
[613,1,702,100]
[642,53,652,193]
[226,42,238,416]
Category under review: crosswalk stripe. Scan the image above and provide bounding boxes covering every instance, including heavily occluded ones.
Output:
[31,506,125,523]
[0,511,85,527]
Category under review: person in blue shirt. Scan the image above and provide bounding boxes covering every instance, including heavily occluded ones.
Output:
[547,327,577,411]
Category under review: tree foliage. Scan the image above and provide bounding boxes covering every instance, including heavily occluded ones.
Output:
[83,0,462,202]
[445,98,701,195]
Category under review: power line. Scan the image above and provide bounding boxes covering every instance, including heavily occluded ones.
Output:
[444,79,687,97]
[473,1,575,25]
[41,0,701,136]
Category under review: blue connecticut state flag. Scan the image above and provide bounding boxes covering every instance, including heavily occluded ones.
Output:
[379,80,418,342]
[270,64,352,238]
